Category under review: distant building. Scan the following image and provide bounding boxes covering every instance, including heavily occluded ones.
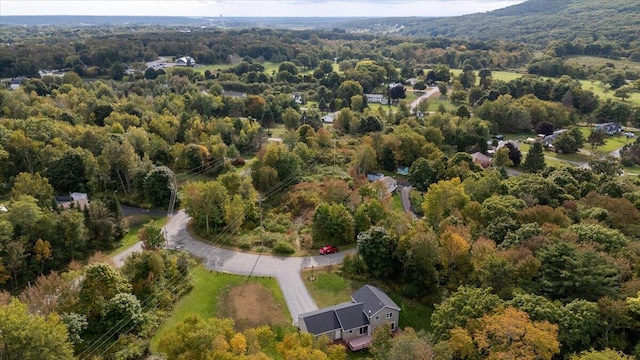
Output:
[175,56,196,67]
[540,129,568,147]
[396,167,409,176]
[378,176,398,194]
[55,192,89,209]
[364,94,385,104]
[322,111,339,124]
[366,173,385,182]
[9,76,26,90]
[471,152,492,168]
[595,122,623,135]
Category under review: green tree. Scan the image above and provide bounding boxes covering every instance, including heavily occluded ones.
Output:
[537,241,620,303]
[431,286,503,342]
[571,349,634,360]
[0,299,75,360]
[11,172,54,208]
[357,227,398,279]
[138,220,165,251]
[79,262,132,320]
[99,293,144,334]
[312,202,355,246]
[553,128,585,154]
[282,107,301,130]
[397,222,441,300]
[143,166,175,208]
[588,129,607,150]
[494,146,513,167]
[352,143,378,175]
[408,157,436,193]
[45,148,89,194]
[181,180,229,232]
[337,80,364,108]
[422,178,470,228]
[522,141,546,172]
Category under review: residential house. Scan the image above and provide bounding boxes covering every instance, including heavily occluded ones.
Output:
[298,285,401,351]
[396,166,409,176]
[378,176,398,194]
[366,173,384,182]
[322,111,339,124]
[175,56,196,67]
[540,129,568,147]
[471,152,492,168]
[364,94,385,104]
[292,93,304,104]
[595,122,623,135]
[55,192,89,209]
[9,76,26,90]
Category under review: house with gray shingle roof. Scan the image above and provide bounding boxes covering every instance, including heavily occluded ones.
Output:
[297,285,400,351]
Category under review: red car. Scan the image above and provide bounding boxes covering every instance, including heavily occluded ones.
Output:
[319,245,339,255]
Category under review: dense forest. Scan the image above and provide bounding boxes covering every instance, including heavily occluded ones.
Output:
[2,0,640,358]
[340,0,640,59]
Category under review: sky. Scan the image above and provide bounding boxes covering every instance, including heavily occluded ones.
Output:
[1,0,527,17]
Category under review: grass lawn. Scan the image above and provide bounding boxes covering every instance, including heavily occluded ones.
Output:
[151,265,288,351]
[427,97,458,112]
[624,165,640,176]
[174,171,214,185]
[266,124,288,138]
[109,216,168,256]
[302,269,434,333]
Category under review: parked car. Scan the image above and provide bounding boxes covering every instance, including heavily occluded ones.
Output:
[319,245,339,255]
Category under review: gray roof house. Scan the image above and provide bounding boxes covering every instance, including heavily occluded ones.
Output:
[595,122,623,135]
[298,285,401,351]
[541,129,568,147]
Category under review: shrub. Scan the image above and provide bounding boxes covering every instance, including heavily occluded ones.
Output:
[273,241,295,255]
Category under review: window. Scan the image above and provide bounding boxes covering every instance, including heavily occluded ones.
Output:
[391,322,396,331]
[375,316,379,320]
[386,312,393,319]
[359,326,368,335]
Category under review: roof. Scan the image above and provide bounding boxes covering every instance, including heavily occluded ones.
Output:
[352,285,400,316]
[335,303,368,331]
[299,302,356,335]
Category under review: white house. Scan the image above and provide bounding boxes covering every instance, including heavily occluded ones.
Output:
[175,56,196,67]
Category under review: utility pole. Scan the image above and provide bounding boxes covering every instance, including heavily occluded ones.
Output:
[259,196,264,251]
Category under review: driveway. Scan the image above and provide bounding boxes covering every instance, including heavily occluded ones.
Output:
[117,210,352,324]
[398,184,418,220]
[410,86,440,111]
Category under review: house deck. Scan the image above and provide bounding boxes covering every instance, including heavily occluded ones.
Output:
[347,335,372,351]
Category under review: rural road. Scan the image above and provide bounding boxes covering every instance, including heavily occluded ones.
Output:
[115,210,352,325]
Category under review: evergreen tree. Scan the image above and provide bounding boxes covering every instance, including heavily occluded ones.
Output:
[522,142,545,173]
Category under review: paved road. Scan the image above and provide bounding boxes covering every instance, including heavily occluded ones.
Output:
[116,210,352,324]
[398,185,418,220]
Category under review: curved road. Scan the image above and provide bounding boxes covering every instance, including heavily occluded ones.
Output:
[114,210,351,324]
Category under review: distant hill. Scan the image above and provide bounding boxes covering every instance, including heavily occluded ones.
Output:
[0,15,357,30]
[336,0,640,48]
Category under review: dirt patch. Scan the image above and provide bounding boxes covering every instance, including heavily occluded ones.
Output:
[219,282,288,331]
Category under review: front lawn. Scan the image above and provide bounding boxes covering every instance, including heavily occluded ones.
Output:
[151,265,288,351]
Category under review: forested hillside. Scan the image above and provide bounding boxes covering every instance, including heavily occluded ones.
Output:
[339,0,640,56]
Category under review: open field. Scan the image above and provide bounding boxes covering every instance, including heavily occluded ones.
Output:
[451,66,640,105]
[302,268,433,332]
[151,265,288,350]
[565,56,640,73]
